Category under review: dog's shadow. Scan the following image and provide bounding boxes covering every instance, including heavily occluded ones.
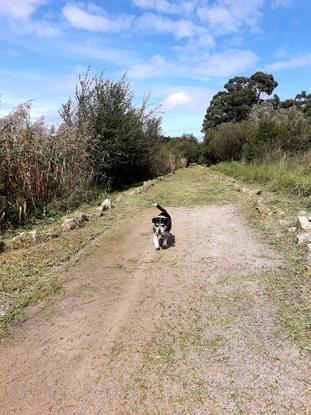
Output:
[162,233,176,249]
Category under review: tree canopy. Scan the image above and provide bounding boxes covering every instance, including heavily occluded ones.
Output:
[202,71,278,133]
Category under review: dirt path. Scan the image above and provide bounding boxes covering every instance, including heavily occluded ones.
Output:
[0,205,310,414]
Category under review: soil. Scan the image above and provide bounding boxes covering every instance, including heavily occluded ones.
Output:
[0,206,310,414]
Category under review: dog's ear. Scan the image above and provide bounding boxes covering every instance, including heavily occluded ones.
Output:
[152,217,157,224]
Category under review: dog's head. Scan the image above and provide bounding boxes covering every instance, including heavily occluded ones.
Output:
[152,216,169,236]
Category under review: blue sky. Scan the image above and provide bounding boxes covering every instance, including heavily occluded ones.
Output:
[0,0,310,137]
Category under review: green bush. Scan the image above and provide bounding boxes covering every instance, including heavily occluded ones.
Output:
[243,118,279,162]
[60,72,162,189]
[243,108,311,162]
[202,122,251,163]
[163,134,200,165]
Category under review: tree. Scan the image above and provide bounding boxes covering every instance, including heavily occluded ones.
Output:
[202,91,230,131]
[249,71,278,99]
[201,72,278,134]
[60,72,162,188]
[295,90,311,115]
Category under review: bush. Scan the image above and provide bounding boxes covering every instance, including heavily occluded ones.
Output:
[202,122,251,163]
[163,134,200,165]
[243,118,279,162]
[243,108,311,162]
[60,72,162,189]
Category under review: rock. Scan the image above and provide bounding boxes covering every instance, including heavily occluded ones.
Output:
[62,218,80,230]
[10,230,40,248]
[78,212,89,222]
[299,210,307,216]
[307,243,311,252]
[0,240,6,253]
[279,219,291,227]
[45,231,60,239]
[10,232,26,248]
[297,233,311,244]
[256,198,271,215]
[29,229,38,242]
[62,213,88,230]
[99,199,112,216]
[297,216,311,231]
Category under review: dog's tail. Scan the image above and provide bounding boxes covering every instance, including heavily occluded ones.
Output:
[152,203,169,215]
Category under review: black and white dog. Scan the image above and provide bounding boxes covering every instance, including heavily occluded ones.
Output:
[152,203,172,250]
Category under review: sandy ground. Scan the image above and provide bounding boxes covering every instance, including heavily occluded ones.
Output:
[0,206,310,414]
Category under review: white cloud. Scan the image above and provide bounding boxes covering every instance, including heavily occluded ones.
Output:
[12,20,61,37]
[161,92,191,111]
[137,12,206,39]
[66,41,137,65]
[0,0,60,38]
[132,0,196,15]
[264,54,311,71]
[0,0,45,20]
[158,85,214,113]
[197,0,264,35]
[127,55,171,79]
[127,48,259,80]
[195,49,259,77]
[62,5,133,32]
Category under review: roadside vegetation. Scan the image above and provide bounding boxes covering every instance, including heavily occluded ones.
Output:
[0,70,201,231]
[213,158,311,197]
[200,75,311,351]
[200,71,311,195]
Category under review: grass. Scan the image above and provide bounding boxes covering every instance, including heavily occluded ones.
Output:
[239,201,311,352]
[212,160,311,197]
[210,162,311,351]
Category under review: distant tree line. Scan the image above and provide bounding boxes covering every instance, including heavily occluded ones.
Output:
[201,71,311,163]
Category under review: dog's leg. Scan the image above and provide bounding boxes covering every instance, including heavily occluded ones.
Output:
[162,232,168,249]
[153,233,160,250]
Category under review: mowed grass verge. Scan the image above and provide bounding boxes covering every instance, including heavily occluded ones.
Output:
[210,162,311,351]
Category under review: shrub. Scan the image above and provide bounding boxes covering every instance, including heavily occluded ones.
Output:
[202,122,251,163]
[60,72,162,189]
[243,118,279,162]
[243,108,311,162]
[162,134,200,166]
